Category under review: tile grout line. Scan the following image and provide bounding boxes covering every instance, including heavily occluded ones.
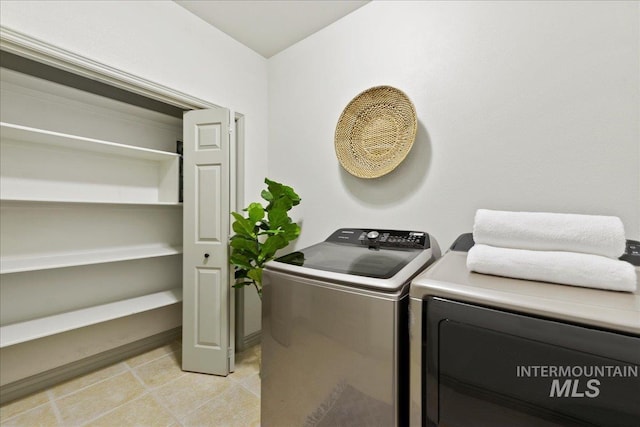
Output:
[124,351,189,426]
[172,352,263,423]
[132,349,257,426]
[0,370,129,427]
[48,364,128,401]
[1,342,259,427]
[125,350,189,392]
[61,371,140,427]
[47,390,64,426]
[0,401,52,426]
[146,389,185,427]
[152,346,261,425]
[57,363,158,427]
[124,345,180,371]
[124,360,151,390]
[76,351,186,427]
[174,382,247,425]
[238,373,261,398]
[75,348,182,427]
[0,342,184,426]
[76,391,153,427]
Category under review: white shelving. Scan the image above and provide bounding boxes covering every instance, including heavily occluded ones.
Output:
[0,122,180,204]
[1,122,179,160]
[0,244,183,274]
[0,65,184,392]
[1,201,183,263]
[0,288,183,348]
[0,198,182,207]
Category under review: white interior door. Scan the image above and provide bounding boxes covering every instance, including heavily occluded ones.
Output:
[182,108,233,375]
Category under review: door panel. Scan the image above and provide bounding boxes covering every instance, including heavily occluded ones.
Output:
[196,165,221,241]
[196,267,222,347]
[182,108,232,375]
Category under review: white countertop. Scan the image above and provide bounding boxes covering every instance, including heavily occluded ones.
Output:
[410,251,640,335]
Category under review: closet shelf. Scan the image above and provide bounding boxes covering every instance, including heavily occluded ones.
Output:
[0,198,183,207]
[0,122,179,160]
[0,244,183,274]
[0,288,183,348]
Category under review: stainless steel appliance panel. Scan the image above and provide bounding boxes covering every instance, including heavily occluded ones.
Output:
[261,269,408,427]
[409,234,640,427]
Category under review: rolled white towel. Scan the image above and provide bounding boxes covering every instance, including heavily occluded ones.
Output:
[473,209,626,259]
[467,244,637,292]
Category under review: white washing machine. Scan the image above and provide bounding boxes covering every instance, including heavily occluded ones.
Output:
[261,228,440,427]
[409,233,640,427]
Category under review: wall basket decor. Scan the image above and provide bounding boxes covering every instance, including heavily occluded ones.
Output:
[335,85,417,179]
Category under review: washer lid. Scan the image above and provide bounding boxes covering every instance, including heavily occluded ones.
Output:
[275,241,422,279]
[266,228,437,292]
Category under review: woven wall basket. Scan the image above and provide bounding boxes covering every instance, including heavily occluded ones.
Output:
[335,85,417,179]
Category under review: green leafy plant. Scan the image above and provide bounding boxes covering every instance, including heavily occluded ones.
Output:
[230,178,301,298]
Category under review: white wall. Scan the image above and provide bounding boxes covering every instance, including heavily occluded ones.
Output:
[268,0,640,250]
[0,0,269,203]
[2,1,638,343]
[0,0,268,338]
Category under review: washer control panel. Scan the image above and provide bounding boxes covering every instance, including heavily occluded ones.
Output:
[327,228,430,249]
[620,239,640,267]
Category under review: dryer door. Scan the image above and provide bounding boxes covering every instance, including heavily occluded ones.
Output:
[424,297,640,427]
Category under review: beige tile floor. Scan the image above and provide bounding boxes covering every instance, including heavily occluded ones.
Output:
[0,339,261,427]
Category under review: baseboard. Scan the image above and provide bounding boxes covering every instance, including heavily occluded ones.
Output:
[0,327,181,404]
[242,330,261,350]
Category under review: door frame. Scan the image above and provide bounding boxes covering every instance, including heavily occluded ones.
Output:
[1,25,245,364]
[1,26,217,110]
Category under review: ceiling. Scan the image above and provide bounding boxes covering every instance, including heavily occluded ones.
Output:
[174,0,370,58]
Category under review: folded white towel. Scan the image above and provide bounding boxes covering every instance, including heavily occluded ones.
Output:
[467,244,637,292]
[473,209,626,258]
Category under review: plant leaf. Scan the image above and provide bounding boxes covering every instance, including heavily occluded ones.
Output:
[265,178,283,199]
[259,234,288,261]
[247,268,263,284]
[234,269,248,279]
[268,211,288,230]
[281,223,301,241]
[230,253,252,270]
[268,198,293,228]
[247,202,265,223]
[231,212,255,237]
[230,236,259,256]
[232,283,245,289]
[274,196,294,212]
[282,185,301,206]
[230,178,301,295]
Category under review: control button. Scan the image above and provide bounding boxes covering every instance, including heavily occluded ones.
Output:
[367,230,380,239]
